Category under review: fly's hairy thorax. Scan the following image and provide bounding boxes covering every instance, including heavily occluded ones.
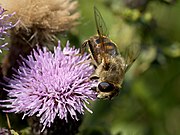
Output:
[94,55,126,87]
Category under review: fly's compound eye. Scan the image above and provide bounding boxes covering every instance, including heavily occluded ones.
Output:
[98,82,115,92]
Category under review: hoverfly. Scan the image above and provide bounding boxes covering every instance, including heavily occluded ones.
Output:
[81,7,140,99]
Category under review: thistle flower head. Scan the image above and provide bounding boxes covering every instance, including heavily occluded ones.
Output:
[0,6,16,53]
[1,41,97,131]
[0,128,11,135]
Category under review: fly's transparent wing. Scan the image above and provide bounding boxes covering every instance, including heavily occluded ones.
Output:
[94,6,109,37]
[121,43,141,72]
[94,6,110,67]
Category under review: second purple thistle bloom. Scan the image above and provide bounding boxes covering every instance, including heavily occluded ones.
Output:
[2,41,97,131]
[0,6,16,53]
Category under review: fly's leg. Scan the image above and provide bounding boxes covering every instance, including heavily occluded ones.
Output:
[81,40,98,68]
[81,40,89,55]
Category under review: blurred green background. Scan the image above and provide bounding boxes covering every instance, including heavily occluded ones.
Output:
[1,0,180,135]
[75,0,180,135]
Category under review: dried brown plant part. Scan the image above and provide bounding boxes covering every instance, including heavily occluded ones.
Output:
[0,0,80,32]
[0,0,80,76]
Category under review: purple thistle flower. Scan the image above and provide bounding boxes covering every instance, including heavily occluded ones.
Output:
[0,128,19,135]
[1,41,97,131]
[0,128,11,135]
[0,6,16,53]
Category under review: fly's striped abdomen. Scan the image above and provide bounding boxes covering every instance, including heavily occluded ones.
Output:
[88,36,119,65]
[95,36,118,56]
